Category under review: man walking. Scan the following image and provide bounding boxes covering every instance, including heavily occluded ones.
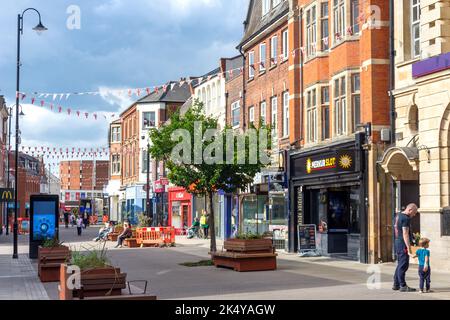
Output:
[393,203,418,292]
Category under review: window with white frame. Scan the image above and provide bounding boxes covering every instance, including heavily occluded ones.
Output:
[111,126,121,142]
[249,51,255,78]
[260,101,267,125]
[271,36,278,66]
[306,88,318,143]
[351,0,360,34]
[282,29,289,60]
[260,43,267,71]
[143,112,156,129]
[321,86,330,140]
[206,87,211,114]
[212,83,217,110]
[262,0,270,16]
[112,154,121,175]
[271,96,278,139]
[306,5,317,57]
[321,2,329,50]
[232,101,240,127]
[412,0,421,58]
[283,91,290,137]
[351,73,361,133]
[249,106,255,127]
[333,0,345,43]
[334,76,347,136]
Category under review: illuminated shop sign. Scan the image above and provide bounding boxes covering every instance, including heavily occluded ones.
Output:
[293,150,356,178]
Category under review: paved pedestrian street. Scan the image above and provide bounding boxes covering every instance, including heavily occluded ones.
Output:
[1,226,450,300]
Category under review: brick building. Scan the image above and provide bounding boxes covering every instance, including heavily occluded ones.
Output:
[119,81,191,224]
[0,96,8,232]
[59,160,109,206]
[287,0,391,263]
[236,0,291,246]
[105,119,122,221]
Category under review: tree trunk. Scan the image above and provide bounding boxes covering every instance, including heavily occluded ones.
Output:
[208,191,217,253]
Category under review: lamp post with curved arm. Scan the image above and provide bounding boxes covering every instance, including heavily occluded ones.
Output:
[13,8,47,259]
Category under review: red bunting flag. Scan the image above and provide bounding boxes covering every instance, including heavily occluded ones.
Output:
[76,111,80,117]
[31,98,35,105]
[41,101,45,107]
[67,108,71,115]
[146,88,151,95]
[85,113,89,119]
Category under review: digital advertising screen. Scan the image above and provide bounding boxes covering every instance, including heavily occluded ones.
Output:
[32,201,57,241]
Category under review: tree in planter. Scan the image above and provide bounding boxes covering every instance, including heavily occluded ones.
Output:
[149,100,271,253]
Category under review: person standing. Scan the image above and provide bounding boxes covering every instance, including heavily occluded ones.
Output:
[413,238,432,293]
[393,203,419,292]
[200,211,209,239]
[76,215,83,237]
[64,211,69,229]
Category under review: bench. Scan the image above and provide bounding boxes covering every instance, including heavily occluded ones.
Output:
[212,251,277,272]
[124,238,139,248]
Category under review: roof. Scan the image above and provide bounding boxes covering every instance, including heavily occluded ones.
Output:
[161,96,193,126]
[224,55,244,82]
[137,81,192,104]
[238,0,289,49]
[192,68,221,88]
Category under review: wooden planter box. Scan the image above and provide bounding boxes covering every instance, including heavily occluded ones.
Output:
[213,239,277,272]
[59,264,127,300]
[38,246,71,283]
[223,239,274,253]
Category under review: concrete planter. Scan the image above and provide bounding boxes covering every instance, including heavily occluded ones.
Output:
[223,239,274,253]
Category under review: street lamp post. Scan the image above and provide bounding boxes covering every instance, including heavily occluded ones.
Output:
[13,8,47,259]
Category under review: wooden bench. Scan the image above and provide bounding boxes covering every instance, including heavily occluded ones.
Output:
[212,251,277,272]
[124,238,139,248]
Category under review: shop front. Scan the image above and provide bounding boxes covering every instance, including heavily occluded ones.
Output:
[168,187,192,233]
[289,137,367,262]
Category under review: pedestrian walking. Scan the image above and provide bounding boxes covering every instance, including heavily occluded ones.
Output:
[393,203,419,292]
[200,211,209,239]
[70,213,76,227]
[76,215,83,236]
[64,211,69,229]
[413,238,432,293]
[83,213,89,229]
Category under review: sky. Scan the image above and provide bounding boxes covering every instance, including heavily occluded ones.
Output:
[0,0,247,174]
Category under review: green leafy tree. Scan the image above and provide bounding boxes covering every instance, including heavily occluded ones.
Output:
[149,100,271,253]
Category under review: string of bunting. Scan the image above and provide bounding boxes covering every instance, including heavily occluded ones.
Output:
[18,21,367,100]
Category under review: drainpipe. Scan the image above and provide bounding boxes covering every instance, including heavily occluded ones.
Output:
[299,7,304,144]
[389,0,396,143]
[239,47,246,131]
[388,0,397,263]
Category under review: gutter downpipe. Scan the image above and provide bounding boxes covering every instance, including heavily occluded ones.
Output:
[389,0,396,262]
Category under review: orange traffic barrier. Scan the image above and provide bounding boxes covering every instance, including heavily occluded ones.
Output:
[135,227,175,247]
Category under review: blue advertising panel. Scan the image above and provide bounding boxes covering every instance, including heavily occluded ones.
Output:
[32,201,57,241]
[29,195,59,259]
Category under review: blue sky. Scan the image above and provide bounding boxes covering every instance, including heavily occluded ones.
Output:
[0,0,247,173]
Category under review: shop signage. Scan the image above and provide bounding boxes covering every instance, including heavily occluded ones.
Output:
[292,150,356,178]
[298,224,317,252]
[0,188,14,202]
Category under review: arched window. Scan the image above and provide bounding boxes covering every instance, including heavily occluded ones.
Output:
[212,83,217,112]
[206,86,211,114]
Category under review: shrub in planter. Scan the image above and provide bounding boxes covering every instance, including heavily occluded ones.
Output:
[59,243,127,300]
[224,233,274,253]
